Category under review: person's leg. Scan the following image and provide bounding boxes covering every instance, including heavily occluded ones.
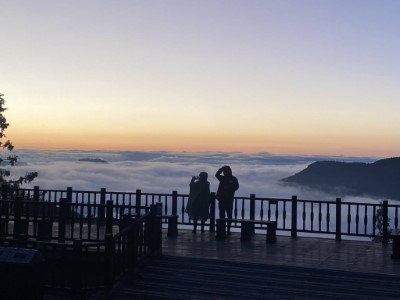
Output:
[219,201,229,234]
[201,220,205,232]
[193,218,198,233]
[226,201,233,235]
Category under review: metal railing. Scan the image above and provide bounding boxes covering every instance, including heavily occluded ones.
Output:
[0,188,162,298]
[1,185,398,242]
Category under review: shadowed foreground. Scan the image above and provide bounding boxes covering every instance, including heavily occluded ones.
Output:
[103,230,400,299]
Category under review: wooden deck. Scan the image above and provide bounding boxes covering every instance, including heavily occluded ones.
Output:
[45,229,400,299]
[160,229,400,276]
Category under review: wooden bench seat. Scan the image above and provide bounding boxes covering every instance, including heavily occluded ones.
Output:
[216,218,277,243]
[391,229,400,259]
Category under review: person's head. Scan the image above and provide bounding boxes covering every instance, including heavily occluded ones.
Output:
[198,172,208,181]
[223,165,232,176]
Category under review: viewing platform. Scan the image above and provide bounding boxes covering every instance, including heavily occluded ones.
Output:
[105,229,400,300]
[1,186,400,299]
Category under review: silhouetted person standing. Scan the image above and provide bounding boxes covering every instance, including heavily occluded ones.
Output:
[215,165,239,235]
[185,172,210,233]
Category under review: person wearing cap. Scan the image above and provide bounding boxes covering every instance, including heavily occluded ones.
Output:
[185,172,211,233]
[215,165,239,235]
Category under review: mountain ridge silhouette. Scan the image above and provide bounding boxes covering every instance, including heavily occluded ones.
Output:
[281,157,400,200]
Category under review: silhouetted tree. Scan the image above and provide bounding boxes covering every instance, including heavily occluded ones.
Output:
[0,93,38,188]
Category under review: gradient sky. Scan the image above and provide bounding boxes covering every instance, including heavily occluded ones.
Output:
[1,1,400,156]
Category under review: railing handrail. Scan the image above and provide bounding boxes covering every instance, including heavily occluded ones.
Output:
[1,185,399,242]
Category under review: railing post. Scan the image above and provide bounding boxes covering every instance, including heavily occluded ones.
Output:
[291,196,297,238]
[336,198,342,241]
[135,189,141,215]
[172,191,178,216]
[33,186,40,222]
[99,188,106,224]
[209,192,216,233]
[1,183,9,200]
[250,194,256,234]
[66,187,73,203]
[13,195,20,239]
[147,204,161,254]
[106,200,114,235]
[1,183,8,217]
[156,202,163,216]
[33,186,40,202]
[123,215,135,266]
[14,196,25,239]
[105,233,114,292]
[66,187,73,222]
[148,204,156,253]
[250,194,255,220]
[72,239,83,299]
[132,220,139,268]
[154,203,162,253]
[382,200,389,244]
[58,198,67,243]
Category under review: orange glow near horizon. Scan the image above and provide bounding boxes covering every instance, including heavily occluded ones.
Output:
[8,126,398,158]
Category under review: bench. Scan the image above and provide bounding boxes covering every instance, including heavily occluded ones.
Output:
[163,215,178,237]
[215,218,277,243]
[391,229,400,259]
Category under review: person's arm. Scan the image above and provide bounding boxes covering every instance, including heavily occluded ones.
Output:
[215,167,224,180]
[189,176,197,189]
[234,177,239,191]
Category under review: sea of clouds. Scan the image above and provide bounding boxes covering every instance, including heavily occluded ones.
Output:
[8,150,386,204]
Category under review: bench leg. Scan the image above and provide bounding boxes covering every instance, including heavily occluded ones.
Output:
[391,236,400,259]
[241,222,252,242]
[266,223,277,244]
[215,219,226,241]
[167,217,178,237]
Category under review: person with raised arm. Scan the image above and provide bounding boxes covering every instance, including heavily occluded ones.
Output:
[215,165,239,235]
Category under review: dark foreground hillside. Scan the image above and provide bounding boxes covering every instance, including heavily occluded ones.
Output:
[281,157,400,200]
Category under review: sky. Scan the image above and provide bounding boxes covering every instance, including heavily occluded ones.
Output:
[1,1,400,157]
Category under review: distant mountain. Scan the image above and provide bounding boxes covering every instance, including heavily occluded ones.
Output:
[281,157,400,200]
[78,158,108,164]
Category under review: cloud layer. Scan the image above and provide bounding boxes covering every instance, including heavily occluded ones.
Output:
[9,150,385,204]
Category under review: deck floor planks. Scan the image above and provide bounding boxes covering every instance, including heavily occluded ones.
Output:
[160,229,400,276]
[41,228,400,299]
